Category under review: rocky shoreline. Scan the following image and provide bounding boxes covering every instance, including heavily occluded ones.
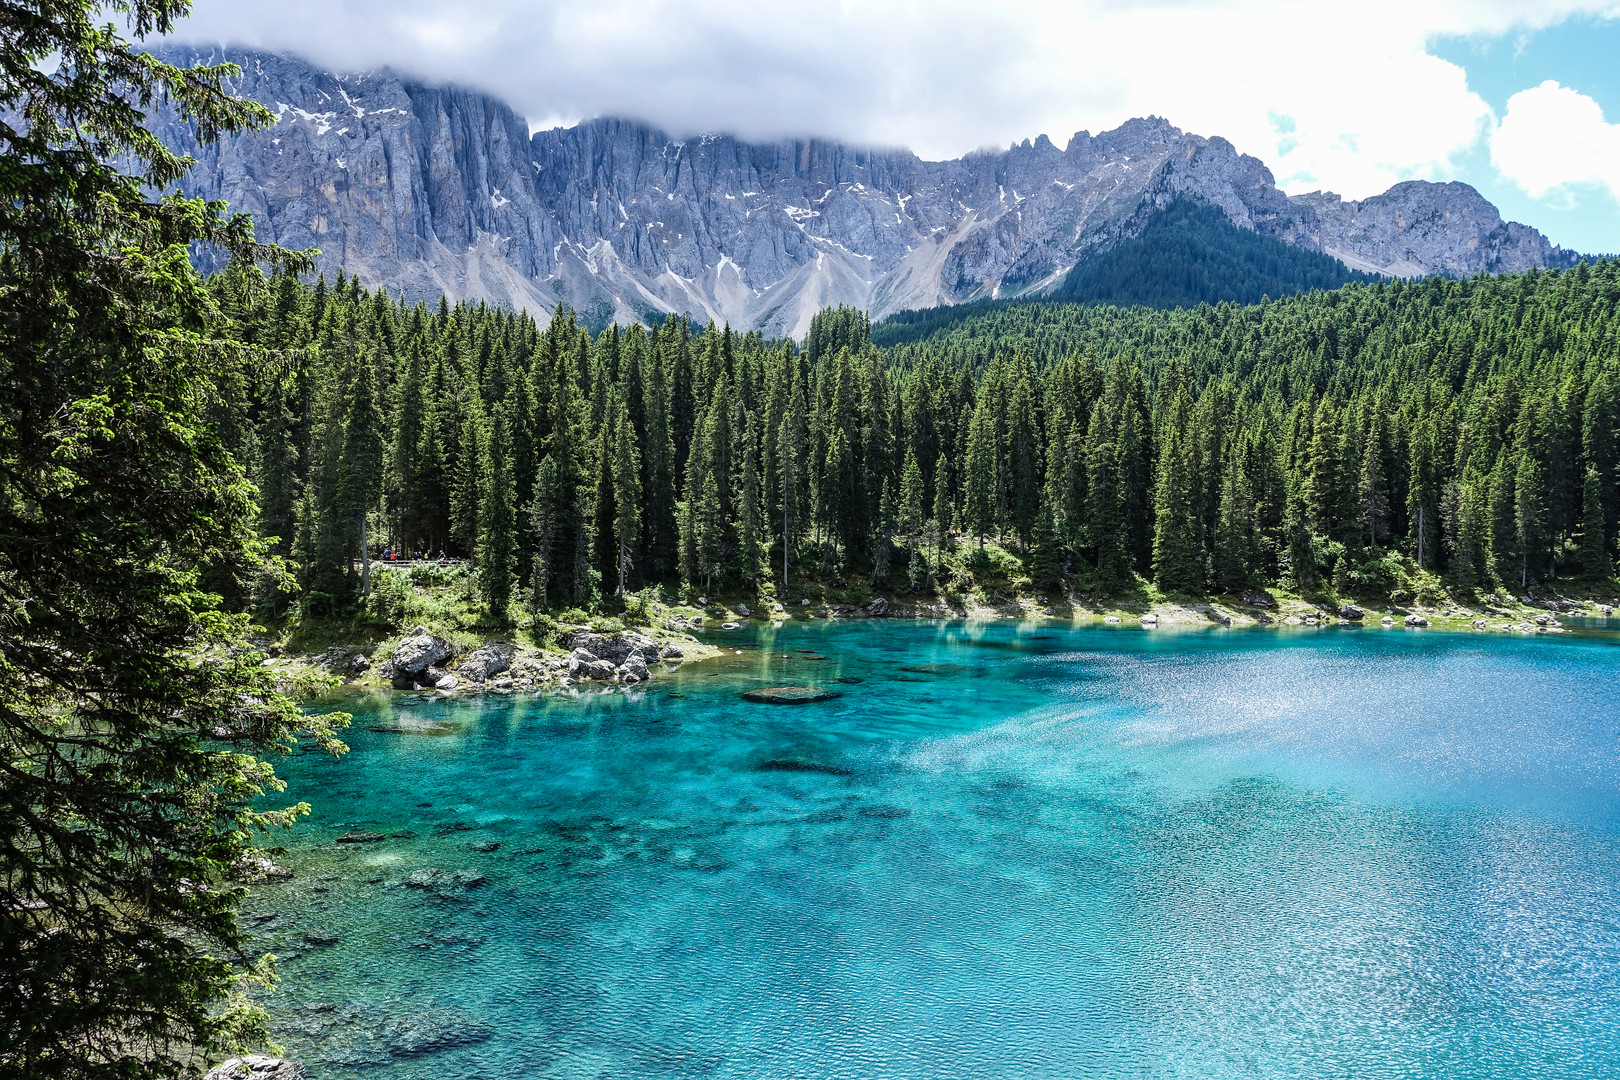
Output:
[256,586,1617,705]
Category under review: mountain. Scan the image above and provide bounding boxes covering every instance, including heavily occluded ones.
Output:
[152,46,1583,336]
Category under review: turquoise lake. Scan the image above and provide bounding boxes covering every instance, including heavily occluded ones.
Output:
[250,621,1620,1079]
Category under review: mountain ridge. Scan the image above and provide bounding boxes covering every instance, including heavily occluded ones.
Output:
[152,45,1583,336]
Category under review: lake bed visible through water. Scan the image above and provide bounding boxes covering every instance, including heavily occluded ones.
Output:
[250,621,1620,1079]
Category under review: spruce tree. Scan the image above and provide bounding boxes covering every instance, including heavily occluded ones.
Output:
[1579,465,1612,578]
[255,380,298,559]
[449,401,484,556]
[898,449,926,591]
[1212,453,1251,592]
[0,8,346,1075]
[736,415,762,587]
[477,405,516,617]
[1515,453,1549,587]
[339,358,384,597]
[1086,404,1129,588]
[932,452,953,575]
[1151,422,1202,592]
[963,397,998,548]
[531,454,560,610]
[612,397,643,595]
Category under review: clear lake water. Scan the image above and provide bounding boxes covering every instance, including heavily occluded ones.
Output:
[247,620,1620,1079]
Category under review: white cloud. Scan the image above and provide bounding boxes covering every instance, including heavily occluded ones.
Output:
[166,0,1619,200]
[1491,80,1620,202]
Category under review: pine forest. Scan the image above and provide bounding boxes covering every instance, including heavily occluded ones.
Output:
[219,261,1620,624]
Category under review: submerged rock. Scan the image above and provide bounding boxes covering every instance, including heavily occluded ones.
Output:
[366,718,464,737]
[897,663,970,676]
[742,686,842,704]
[756,757,854,775]
[335,830,387,844]
[401,868,490,890]
[381,1008,495,1057]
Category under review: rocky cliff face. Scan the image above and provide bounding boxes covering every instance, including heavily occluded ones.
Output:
[1290,182,1579,278]
[155,46,1581,336]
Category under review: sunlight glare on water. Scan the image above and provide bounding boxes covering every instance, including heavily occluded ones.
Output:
[251,621,1620,1079]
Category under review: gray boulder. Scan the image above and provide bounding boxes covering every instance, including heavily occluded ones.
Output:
[1338,604,1364,620]
[567,655,618,681]
[619,656,651,683]
[206,1058,304,1080]
[391,627,452,687]
[865,597,890,617]
[458,641,516,683]
[1404,614,1429,627]
[561,629,660,665]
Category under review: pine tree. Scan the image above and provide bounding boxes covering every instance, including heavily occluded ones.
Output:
[339,357,385,597]
[898,449,926,591]
[1515,452,1549,588]
[737,414,762,586]
[612,397,643,595]
[450,400,484,555]
[255,379,298,558]
[1086,403,1129,588]
[1151,422,1202,592]
[531,454,560,610]
[1358,412,1390,549]
[0,12,345,1074]
[592,399,618,596]
[779,374,809,587]
[1579,464,1612,578]
[963,396,998,547]
[1212,452,1251,592]
[477,405,516,616]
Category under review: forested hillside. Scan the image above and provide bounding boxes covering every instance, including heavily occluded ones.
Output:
[216,262,1620,623]
[1051,199,1377,309]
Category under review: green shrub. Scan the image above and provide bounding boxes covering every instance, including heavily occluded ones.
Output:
[364,569,417,627]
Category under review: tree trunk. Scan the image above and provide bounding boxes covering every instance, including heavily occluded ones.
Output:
[360,513,371,598]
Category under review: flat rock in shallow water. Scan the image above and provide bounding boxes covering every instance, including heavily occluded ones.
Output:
[757,758,854,776]
[366,719,463,737]
[742,686,841,704]
[898,663,971,676]
[401,868,489,890]
[335,830,386,844]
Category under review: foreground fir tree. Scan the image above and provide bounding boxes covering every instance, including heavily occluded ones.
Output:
[0,3,346,1077]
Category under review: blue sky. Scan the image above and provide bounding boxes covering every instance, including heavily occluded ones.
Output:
[171,1,1620,256]
[1433,16,1620,254]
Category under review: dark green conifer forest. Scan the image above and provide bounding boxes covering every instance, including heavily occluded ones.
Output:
[217,262,1620,620]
